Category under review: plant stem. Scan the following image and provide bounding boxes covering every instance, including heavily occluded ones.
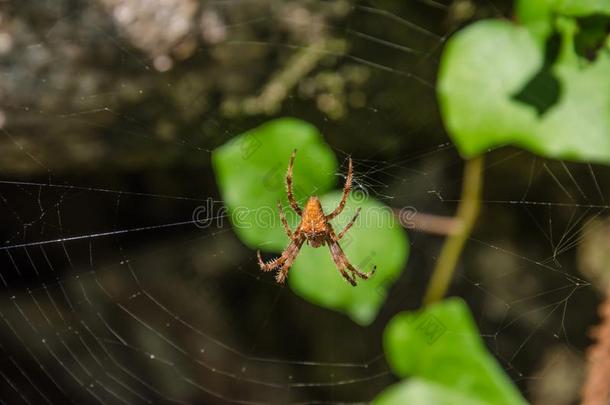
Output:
[423,155,484,305]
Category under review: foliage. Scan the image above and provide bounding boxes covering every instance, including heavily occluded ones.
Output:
[438,0,610,164]
[376,298,526,405]
[212,118,409,325]
[212,118,338,250]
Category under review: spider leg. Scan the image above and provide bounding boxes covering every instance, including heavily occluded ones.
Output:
[344,256,376,280]
[327,237,357,286]
[337,207,361,240]
[275,237,305,283]
[328,237,375,281]
[277,200,293,239]
[257,236,304,276]
[286,149,303,216]
[326,157,353,221]
[257,250,285,272]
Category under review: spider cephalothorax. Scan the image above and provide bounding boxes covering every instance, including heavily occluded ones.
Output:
[257,150,376,286]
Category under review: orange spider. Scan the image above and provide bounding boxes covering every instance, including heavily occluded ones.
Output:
[257,149,376,286]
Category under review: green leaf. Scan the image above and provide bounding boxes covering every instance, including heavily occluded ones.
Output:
[532,51,610,161]
[289,191,409,325]
[374,379,488,405]
[438,19,610,164]
[516,0,554,44]
[211,118,337,250]
[551,0,610,16]
[383,298,526,405]
[437,20,542,158]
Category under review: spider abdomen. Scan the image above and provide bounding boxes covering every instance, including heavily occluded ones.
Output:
[300,197,328,248]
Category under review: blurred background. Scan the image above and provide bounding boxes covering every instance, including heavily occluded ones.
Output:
[0,0,606,403]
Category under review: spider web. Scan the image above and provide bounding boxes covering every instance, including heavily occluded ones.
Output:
[0,0,602,403]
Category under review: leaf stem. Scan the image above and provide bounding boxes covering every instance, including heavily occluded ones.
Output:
[423,155,484,305]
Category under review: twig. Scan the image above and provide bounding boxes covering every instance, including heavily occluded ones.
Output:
[394,209,460,236]
[423,156,484,305]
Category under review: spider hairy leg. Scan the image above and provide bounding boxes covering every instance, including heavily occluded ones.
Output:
[346,260,376,280]
[326,157,353,221]
[257,250,284,272]
[274,237,305,283]
[277,200,293,239]
[286,149,303,216]
[337,207,361,240]
[334,261,357,286]
[327,238,357,286]
[328,238,375,283]
[257,237,305,279]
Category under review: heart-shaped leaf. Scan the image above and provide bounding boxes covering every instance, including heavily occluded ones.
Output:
[531,51,610,161]
[381,298,526,405]
[437,20,543,158]
[438,18,610,164]
[212,118,338,250]
[289,191,409,325]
